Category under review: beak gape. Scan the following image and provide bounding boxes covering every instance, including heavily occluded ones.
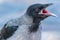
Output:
[39,3,57,17]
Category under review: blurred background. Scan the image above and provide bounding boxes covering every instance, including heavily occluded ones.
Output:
[0,0,60,40]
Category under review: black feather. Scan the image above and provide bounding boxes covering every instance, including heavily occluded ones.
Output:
[1,24,18,39]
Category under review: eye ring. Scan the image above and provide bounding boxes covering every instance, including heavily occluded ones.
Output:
[32,8,35,11]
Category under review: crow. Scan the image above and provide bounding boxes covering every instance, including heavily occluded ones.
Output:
[0,3,56,40]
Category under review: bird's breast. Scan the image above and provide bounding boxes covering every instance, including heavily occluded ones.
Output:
[7,24,41,40]
[8,25,31,40]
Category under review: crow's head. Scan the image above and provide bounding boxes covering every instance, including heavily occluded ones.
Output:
[27,3,56,20]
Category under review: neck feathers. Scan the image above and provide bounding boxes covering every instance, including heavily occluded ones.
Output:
[29,18,41,33]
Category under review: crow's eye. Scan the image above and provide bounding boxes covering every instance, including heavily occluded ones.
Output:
[32,9,35,11]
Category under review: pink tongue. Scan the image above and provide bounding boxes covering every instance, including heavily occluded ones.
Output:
[42,9,48,13]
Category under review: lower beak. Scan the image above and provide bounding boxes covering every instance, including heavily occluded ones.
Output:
[45,12,57,17]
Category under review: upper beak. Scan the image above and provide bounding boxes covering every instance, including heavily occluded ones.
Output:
[43,3,53,8]
[42,3,57,17]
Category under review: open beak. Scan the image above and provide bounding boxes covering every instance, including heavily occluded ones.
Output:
[39,3,57,17]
